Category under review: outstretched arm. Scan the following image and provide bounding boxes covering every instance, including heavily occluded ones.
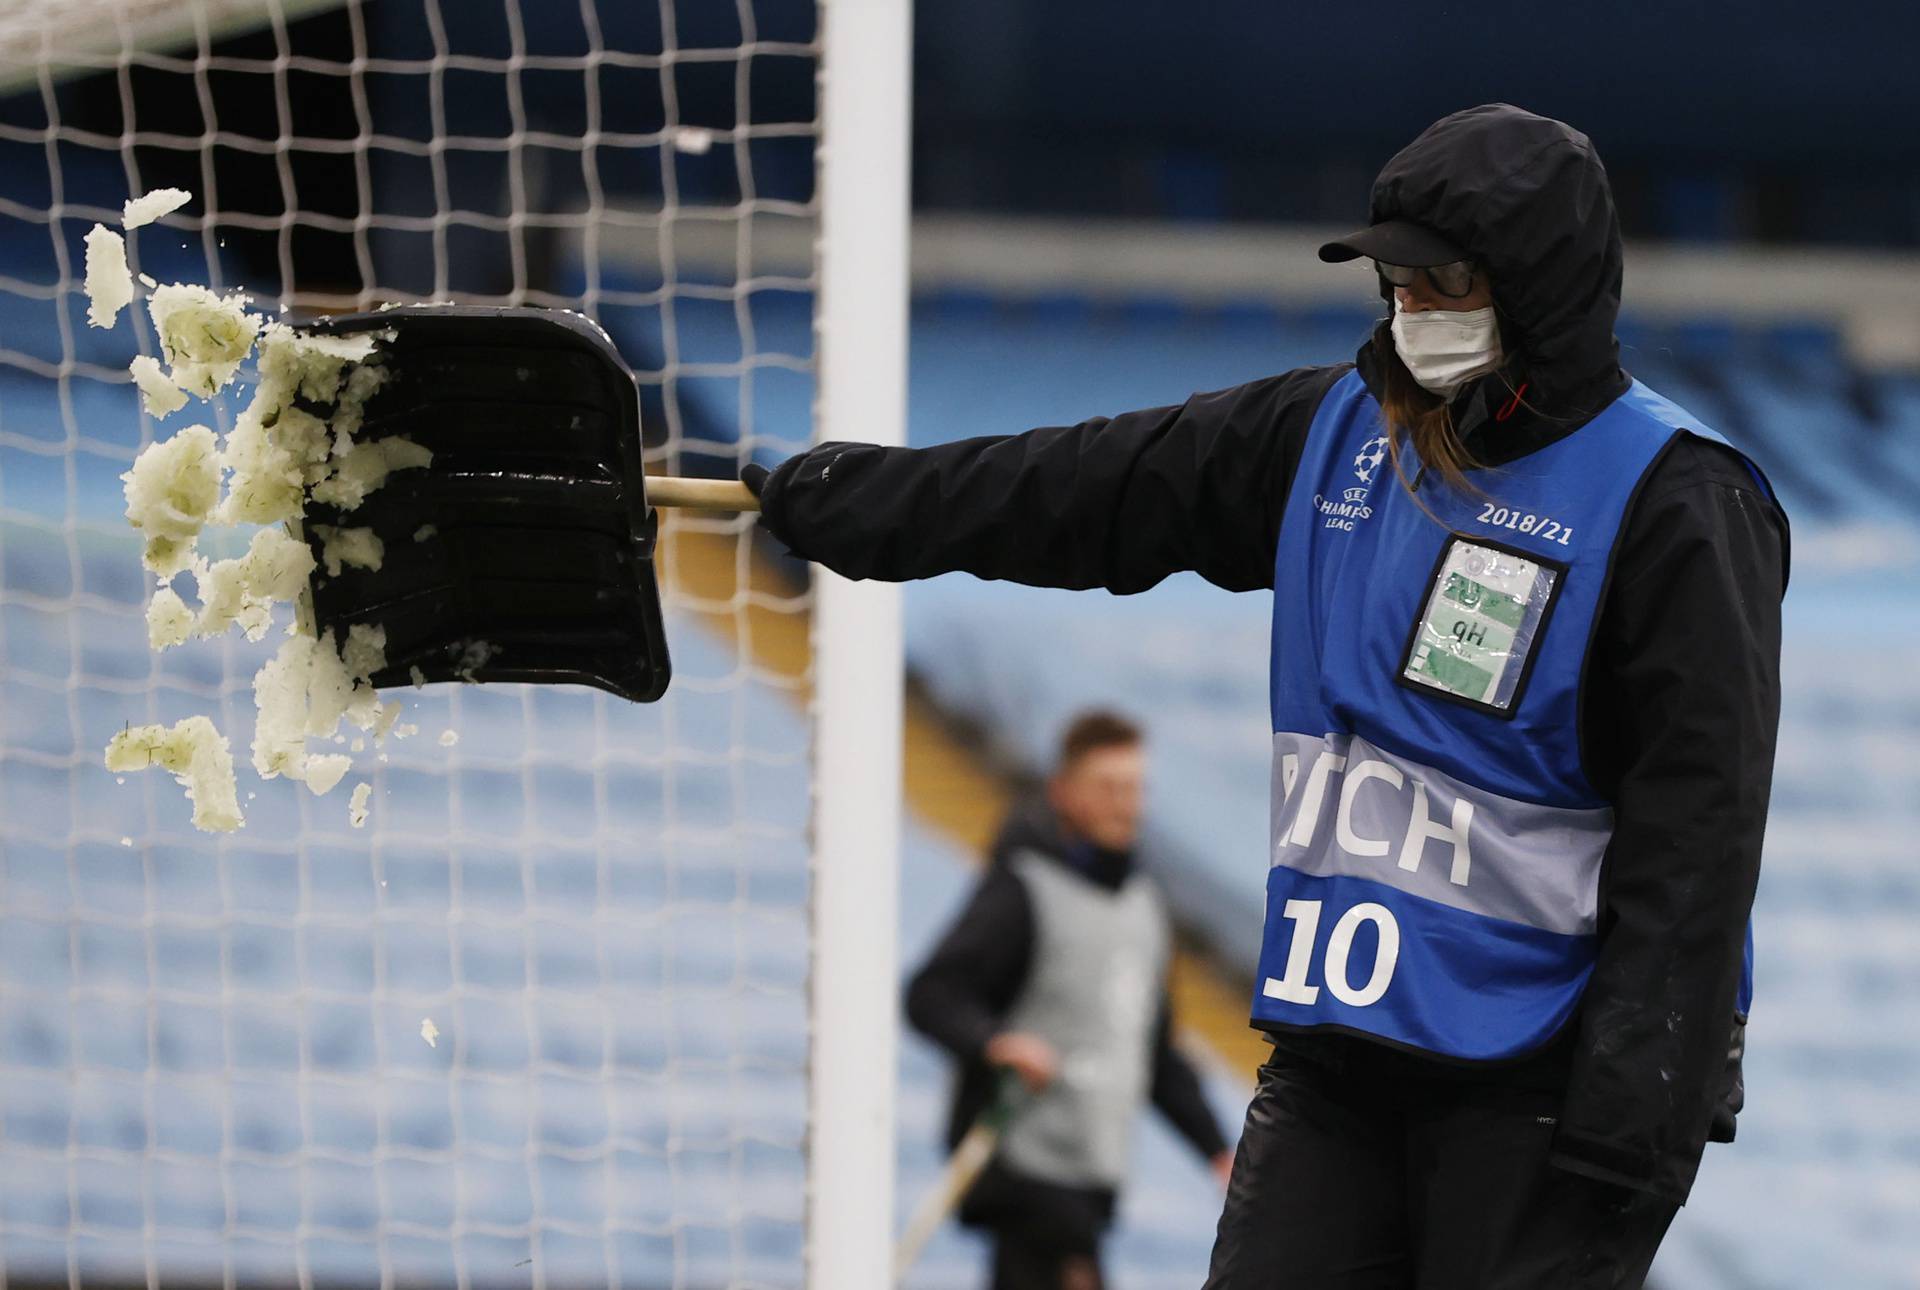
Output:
[752,367,1344,594]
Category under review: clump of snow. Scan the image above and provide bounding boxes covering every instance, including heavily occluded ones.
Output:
[413,525,437,542]
[190,526,316,640]
[452,639,499,682]
[438,729,458,747]
[409,666,428,688]
[249,625,400,793]
[218,403,328,526]
[304,754,351,796]
[420,1016,438,1048]
[218,325,414,526]
[122,187,191,229]
[375,704,404,743]
[129,355,188,418]
[84,225,133,329]
[341,622,387,682]
[121,424,221,576]
[147,284,261,397]
[349,782,372,828]
[309,436,432,510]
[312,524,384,576]
[239,527,317,602]
[257,324,381,403]
[251,636,312,781]
[146,587,194,650]
[103,716,243,832]
[671,125,715,155]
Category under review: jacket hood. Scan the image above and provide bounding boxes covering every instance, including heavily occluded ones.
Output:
[1368,103,1625,414]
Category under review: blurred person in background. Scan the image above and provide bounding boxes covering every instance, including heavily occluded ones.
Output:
[749,103,1787,1287]
[905,710,1233,1290]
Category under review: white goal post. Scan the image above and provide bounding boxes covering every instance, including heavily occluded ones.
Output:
[808,0,910,1288]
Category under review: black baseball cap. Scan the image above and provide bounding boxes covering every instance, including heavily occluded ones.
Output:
[1318,219,1469,267]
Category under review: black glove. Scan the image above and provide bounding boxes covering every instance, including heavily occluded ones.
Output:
[740,457,808,557]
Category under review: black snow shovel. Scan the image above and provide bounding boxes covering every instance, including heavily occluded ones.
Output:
[300,305,758,704]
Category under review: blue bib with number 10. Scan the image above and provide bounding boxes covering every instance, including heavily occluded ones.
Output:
[1255,369,1755,1059]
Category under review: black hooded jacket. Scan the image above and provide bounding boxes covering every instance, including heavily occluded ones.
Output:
[903,799,1230,1176]
[761,105,1787,1204]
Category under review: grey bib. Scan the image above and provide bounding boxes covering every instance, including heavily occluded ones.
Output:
[995,851,1170,1189]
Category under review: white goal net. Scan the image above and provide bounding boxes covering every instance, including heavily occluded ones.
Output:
[0,1,903,1285]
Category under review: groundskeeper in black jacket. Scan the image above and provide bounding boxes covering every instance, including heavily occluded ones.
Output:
[748,104,1787,1221]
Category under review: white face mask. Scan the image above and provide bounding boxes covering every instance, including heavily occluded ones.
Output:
[1390,304,1504,396]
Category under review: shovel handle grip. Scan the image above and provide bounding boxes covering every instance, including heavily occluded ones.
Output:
[646,476,761,512]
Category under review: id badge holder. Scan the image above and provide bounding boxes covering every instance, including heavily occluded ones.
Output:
[1399,536,1565,717]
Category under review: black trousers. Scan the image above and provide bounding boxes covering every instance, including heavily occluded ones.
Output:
[1204,1041,1678,1290]
[962,1159,1116,1290]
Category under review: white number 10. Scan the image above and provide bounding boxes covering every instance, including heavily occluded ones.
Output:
[1262,899,1400,1007]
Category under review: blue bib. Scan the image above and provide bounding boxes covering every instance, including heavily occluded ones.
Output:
[1254,370,1759,1059]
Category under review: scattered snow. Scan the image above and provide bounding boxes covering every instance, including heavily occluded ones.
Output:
[349,782,372,828]
[419,1017,439,1048]
[103,217,452,831]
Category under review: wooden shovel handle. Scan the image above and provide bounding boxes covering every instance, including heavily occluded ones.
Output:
[645,476,760,512]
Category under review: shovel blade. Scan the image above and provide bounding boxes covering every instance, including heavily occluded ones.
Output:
[303,305,671,703]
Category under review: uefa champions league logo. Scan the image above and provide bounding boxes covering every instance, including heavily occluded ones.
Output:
[1353,435,1390,487]
[1312,434,1388,532]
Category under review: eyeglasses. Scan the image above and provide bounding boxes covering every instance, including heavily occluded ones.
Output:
[1374,259,1477,300]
